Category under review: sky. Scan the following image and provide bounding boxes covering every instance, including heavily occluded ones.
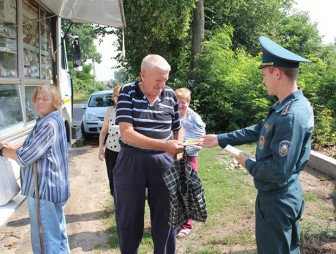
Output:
[294,0,335,44]
[91,34,119,82]
[93,0,336,81]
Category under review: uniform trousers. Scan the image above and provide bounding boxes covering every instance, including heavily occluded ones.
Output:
[113,146,176,254]
[27,196,70,254]
[255,181,305,254]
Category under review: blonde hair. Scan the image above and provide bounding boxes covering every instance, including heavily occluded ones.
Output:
[113,85,122,96]
[175,87,191,103]
[141,54,171,72]
[32,84,63,110]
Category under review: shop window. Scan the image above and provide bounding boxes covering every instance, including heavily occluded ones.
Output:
[0,85,23,129]
[40,9,53,79]
[23,0,53,79]
[0,0,17,78]
[25,85,39,122]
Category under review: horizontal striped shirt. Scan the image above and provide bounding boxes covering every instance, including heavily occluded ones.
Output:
[116,81,181,149]
[16,111,70,203]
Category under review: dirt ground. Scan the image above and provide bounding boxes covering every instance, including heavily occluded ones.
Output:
[0,143,335,253]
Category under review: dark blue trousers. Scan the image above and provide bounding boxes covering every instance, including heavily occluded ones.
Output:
[113,147,176,254]
[256,181,305,254]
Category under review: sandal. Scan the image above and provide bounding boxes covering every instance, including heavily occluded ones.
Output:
[177,228,191,237]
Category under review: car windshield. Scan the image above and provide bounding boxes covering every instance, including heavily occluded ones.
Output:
[88,94,113,107]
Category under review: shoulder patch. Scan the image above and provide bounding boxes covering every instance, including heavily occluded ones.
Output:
[259,136,265,150]
[264,122,270,132]
[279,140,291,157]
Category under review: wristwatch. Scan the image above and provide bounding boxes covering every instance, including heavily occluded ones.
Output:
[0,147,4,157]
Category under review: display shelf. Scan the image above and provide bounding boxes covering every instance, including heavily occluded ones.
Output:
[23,41,49,55]
[0,31,15,39]
[0,15,16,24]
[0,47,16,54]
[23,0,38,20]
[23,42,38,52]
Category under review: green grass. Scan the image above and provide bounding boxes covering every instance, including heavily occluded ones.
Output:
[304,191,318,202]
[73,93,89,103]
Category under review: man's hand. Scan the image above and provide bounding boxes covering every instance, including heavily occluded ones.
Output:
[164,140,184,156]
[200,134,219,148]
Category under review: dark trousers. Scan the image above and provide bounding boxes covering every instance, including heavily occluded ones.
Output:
[105,148,119,196]
[256,182,305,254]
[113,147,176,254]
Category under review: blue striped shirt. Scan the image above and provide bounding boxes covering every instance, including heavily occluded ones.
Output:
[116,81,181,148]
[16,111,70,203]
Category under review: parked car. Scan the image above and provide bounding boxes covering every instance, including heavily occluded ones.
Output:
[81,91,113,138]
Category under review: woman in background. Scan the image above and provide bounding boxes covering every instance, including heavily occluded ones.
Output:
[98,85,122,201]
[175,87,206,237]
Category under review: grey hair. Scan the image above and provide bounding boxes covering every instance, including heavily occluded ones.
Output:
[141,54,171,72]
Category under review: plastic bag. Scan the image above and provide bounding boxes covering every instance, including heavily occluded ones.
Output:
[0,158,20,206]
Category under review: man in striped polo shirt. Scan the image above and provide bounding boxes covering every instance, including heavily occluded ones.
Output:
[114,54,184,253]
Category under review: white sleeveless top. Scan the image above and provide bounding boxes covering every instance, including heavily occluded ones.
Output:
[105,107,121,152]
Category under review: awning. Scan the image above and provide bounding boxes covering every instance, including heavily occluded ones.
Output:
[37,0,126,28]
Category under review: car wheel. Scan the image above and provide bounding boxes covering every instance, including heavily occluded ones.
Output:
[81,122,91,139]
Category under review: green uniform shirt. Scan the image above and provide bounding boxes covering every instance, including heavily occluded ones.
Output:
[218,89,314,192]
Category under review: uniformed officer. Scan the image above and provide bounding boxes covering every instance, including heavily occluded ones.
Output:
[201,36,314,254]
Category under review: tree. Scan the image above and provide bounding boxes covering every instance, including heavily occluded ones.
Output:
[62,20,102,64]
[114,68,129,84]
[204,0,293,56]
[61,20,102,94]
[190,0,204,79]
[191,27,269,132]
[271,11,323,56]
[110,0,197,81]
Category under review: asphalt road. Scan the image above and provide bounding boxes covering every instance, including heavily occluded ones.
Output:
[73,104,86,128]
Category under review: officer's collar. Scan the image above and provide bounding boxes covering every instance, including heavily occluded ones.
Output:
[274,88,303,113]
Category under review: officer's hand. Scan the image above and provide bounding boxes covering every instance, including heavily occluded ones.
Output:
[200,135,218,148]
[236,153,248,168]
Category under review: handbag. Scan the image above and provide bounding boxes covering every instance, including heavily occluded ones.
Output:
[0,158,20,206]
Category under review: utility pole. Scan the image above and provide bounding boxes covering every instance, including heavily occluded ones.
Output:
[92,57,96,90]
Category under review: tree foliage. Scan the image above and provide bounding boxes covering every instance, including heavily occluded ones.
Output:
[112,0,197,81]
[190,26,269,133]
[204,0,293,55]
[299,45,336,150]
[64,0,336,153]
[61,20,102,94]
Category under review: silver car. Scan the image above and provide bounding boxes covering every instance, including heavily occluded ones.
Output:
[81,91,113,138]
